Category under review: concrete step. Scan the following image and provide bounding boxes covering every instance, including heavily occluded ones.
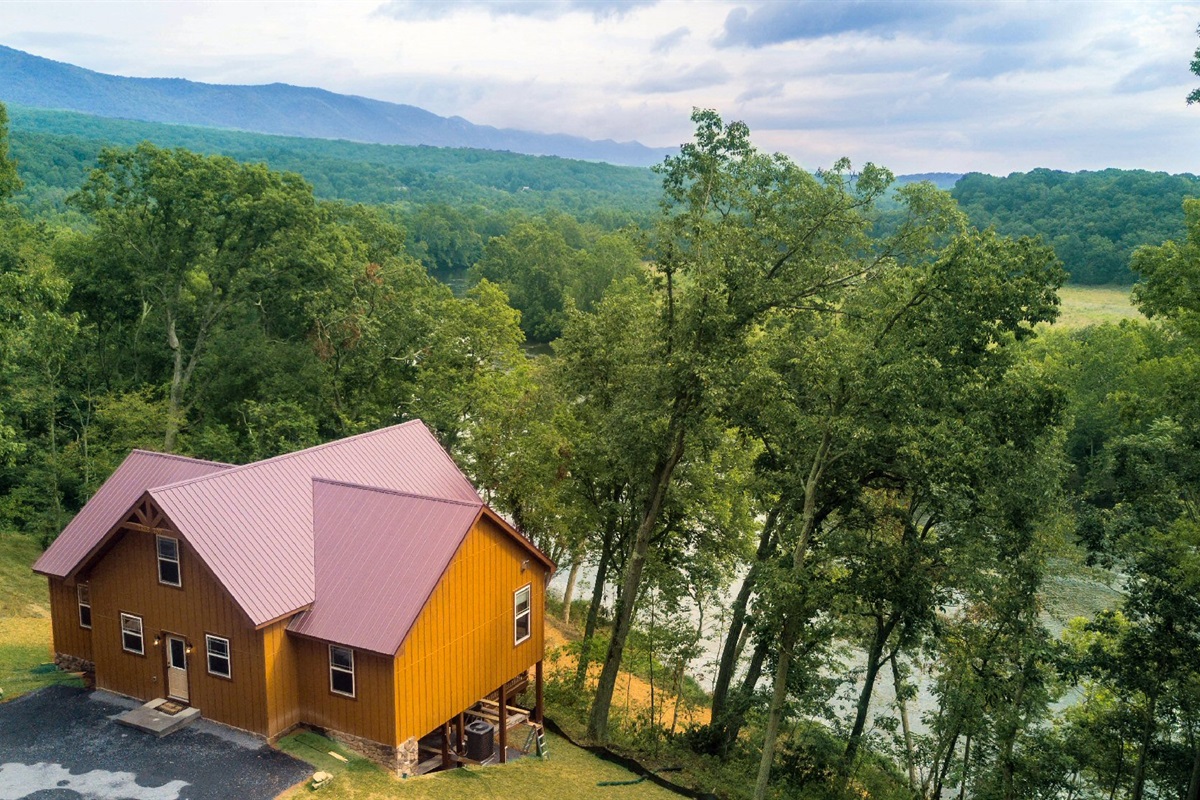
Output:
[115,698,201,737]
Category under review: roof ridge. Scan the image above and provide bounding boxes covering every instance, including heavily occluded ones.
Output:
[312,477,482,508]
[129,449,235,468]
[147,420,428,493]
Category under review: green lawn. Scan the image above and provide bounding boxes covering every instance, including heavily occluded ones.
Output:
[277,729,683,800]
[0,533,83,701]
[1054,285,1143,328]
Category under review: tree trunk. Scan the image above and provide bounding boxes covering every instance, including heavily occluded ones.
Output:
[712,507,778,721]
[753,613,801,800]
[719,633,770,757]
[843,614,899,770]
[958,734,973,800]
[575,529,612,688]
[891,653,917,791]
[587,404,689,742]
[561,560,581,623]
[753,431,833,800]
[933,729,962,800]
[165,311,185,452]
[1185,739,1200,800]
[1131,690,1159,800]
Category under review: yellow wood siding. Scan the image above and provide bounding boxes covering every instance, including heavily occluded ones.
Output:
[262,619,301,739]
[87,525,269,735]
[48,577,93,662]
[294,636,396,746]
[392,515,547,742]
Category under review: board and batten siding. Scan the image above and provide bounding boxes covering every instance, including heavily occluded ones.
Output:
[293,636,396,746]
[85,523,270,735]
[262,618,302,739]
[392,514,547,742]
[48,576,93,663]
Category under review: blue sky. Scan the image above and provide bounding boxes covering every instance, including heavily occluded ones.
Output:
[1,0,1197,174]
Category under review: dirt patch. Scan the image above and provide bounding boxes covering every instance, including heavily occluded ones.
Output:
[544,621,710,728]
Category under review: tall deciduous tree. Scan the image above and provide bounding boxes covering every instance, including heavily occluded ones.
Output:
[67,144,351,451]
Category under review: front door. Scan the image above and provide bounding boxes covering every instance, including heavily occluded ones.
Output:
[166,635,189,703]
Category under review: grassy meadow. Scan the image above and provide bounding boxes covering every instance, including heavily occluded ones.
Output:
[1054,284,1142,328]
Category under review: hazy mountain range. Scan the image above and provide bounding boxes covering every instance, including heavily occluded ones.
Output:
[0,45,674,167]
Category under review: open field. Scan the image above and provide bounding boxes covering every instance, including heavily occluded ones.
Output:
[0,534,83,699]
[1054,284,1143,328]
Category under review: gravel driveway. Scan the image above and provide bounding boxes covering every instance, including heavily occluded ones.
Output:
[0,685,311,800]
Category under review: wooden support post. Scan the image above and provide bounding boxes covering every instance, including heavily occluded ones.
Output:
[498,682,508,764]
[535,659,544,724]
[456,712,465,756]
[441,721,451,769]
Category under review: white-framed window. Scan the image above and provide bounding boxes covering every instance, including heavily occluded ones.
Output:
[329,645,355,697]
[206,634,231,679]
[77,582,92,629]
[120,613,144,655]
[156,535,181,587]
[514,584,532,645]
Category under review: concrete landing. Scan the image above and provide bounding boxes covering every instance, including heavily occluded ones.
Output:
[115,698,201,737]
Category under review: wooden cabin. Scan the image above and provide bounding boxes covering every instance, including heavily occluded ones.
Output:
[33,421,553,774]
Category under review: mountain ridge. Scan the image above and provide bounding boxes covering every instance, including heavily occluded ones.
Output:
[0,44,674,167]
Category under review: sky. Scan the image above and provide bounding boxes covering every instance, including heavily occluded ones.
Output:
[1,0,1198,175]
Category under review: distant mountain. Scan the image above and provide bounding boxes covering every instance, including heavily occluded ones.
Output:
[0,45,673,167]
[895,172,964,190]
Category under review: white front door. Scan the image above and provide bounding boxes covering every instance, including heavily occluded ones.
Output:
[166,635,189,703]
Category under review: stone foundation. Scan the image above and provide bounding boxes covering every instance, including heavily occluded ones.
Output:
[54,652,95,675]
[319,727,413,775]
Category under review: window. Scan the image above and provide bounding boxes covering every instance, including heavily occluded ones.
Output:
[329,645,355,697]
[77,583,91,629]
[157,535,181,587]
[206,635,231,678]
[120,613,144,655]
[514,584,532,645]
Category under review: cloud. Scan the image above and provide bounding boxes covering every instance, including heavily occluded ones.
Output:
[716,1,970,48]
[651,25,689,53]
[631,60,731,94]
[1113,59,1192,95]
[735,82,783,103]
[375,0,658,21]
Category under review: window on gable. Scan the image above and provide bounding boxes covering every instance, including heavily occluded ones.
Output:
[514,584,532,645]
[157,535,181,587]
[77,582,91,629]
[206,634,231,679]
[329,645,355,697]
[120,613,144,655]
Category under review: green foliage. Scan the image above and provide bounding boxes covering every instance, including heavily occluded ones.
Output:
[953,169,1200,284]
[5,105,661,219]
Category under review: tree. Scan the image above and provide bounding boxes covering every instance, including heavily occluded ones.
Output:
[0,103,21,201]
[1189,25,1200,105]
[67,144,352,451]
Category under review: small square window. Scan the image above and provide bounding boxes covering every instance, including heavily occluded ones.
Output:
[206,634,231,678]
[157,535,181,587]
[120,613,144,655]
[329,645,355,697]
[514,584,532,645]
[77,583,92,629]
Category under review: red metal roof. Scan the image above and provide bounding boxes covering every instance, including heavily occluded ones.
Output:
[33,450,232,577]
[147,421,482,627]
[287,479,483,656]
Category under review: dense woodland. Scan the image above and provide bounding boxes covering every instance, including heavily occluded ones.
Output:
[0,99,1198,800]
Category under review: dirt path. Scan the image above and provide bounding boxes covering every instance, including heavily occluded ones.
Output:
[543,620,710,729]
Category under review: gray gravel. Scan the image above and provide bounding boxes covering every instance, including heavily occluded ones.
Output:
[0,685,311,799]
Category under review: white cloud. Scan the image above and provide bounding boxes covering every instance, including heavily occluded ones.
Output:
[0,0,1195,175]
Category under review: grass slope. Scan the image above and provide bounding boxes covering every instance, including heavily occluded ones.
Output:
[278,729,681,800]
[0,534,82,699]
[1055,285,1143,328]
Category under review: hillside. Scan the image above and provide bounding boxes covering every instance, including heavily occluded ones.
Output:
[6,106,663,218]
[953,168,1200,284]
[0,45,672,167]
